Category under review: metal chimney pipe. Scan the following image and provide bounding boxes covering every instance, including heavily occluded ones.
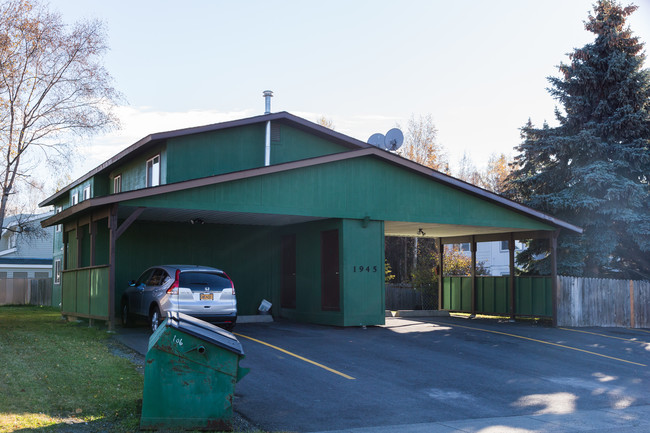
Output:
[263,90,273,115]
[263,90,273,165]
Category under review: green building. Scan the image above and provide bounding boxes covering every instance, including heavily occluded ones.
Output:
[39,111,581,329]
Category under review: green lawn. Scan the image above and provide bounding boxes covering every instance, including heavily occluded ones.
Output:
[0,306,143,432]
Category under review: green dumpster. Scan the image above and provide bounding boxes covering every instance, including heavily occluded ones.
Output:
[140,312,249,431]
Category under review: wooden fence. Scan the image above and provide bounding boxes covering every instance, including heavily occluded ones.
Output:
[386,284,418,310]
[556,276,650,328]
[0,278,53,307]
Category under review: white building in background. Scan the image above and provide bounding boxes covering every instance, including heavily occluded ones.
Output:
[0,212,54,279]
[458,240,525,276]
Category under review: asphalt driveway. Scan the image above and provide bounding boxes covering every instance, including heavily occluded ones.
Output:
[115,316,650,432]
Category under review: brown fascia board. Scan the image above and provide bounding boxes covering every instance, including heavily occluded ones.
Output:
[41,146,583,235]
[38,112,370,207]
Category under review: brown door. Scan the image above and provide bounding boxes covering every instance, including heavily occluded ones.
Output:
[321,229,340,311]
[281,234,297,309]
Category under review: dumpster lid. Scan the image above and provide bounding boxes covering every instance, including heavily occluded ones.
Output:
[167,312,244,356]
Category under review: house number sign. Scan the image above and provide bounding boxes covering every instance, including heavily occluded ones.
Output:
[353,265,378,273]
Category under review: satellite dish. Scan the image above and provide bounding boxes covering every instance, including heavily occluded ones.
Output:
[384,128,404,151]
[367,133,385,148]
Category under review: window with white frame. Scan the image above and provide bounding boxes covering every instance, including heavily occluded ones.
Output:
[82,185,91,201]
[71,192,79,206]
[113,174,122,193]
[54,259,61,284]
[146,155,160,187]
[55,207,62,232]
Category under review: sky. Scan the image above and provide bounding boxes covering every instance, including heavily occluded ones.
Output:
[45,0,650,185]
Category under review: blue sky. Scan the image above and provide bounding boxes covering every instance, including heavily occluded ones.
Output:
[48,0,650,180]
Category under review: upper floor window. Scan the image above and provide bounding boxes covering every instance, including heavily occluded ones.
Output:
[55,207,62,232]
[113,174,122,193]
[146,155,160,187]
[82,185,91,201]
[71,192,79,206]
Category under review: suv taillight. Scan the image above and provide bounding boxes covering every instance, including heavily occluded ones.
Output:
[224,272,235,295]
[166,269,180,294]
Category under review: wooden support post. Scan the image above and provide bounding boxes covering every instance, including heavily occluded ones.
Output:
[108,205,118,333]
[76,221,83,269]
[550,230,559,327]
[106,206,144,332]
[471,236,477,316]
[62,230,68,271]
[509,233,516,321]
[437,238,443,310]
[630,280,635,328]
[90,219,96,267]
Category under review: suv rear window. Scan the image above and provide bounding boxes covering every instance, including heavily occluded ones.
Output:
[180,271,231,292]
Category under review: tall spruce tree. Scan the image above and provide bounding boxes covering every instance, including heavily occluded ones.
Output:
[508,1,650,279]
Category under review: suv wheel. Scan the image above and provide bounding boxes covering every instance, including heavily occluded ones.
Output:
[150,306,161,333]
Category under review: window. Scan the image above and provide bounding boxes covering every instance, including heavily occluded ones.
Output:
[54,259,61,284]
[8,233,16,249]
[71,192,79,206]
[146,155,160,187]
[501,240,524,251]
[55,207,62,232]
[113,175,122,193]
[82,185,91,201]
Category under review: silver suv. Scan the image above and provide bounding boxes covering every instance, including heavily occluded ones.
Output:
[120,265,237,332]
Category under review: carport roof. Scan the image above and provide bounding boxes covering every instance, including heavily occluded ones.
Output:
[41,145,583,236]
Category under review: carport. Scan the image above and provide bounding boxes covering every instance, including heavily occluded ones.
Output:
[39,112,581,330]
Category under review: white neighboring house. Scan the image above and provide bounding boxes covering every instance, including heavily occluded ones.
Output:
[0,212,54,280]
[458,240,525,276]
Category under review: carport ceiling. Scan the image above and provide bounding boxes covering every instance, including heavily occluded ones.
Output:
[118,206,326,227]
[118,206,539,238]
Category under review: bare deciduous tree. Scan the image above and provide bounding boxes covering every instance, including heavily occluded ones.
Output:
[398,114,449,172]
[482,153,511,194]
[0,0,120,233]
[315,115,335,130]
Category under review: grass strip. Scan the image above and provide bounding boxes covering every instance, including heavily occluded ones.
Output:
[0,306,143,432]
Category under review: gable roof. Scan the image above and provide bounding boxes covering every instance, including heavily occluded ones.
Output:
[40,111,370,207]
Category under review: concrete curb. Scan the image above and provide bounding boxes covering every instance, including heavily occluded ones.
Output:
[385,310,450,318]
[238,314,274,324]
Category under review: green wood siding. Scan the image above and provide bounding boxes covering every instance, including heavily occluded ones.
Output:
[443,276,552,317]
[126,156,554,231]
[61,266,109,319]
[278,219,344,326]
[165,123,351,184]
[109,143,167,193]
[341,219,385,326]
[269,125,350,164]
[114,221,278,316]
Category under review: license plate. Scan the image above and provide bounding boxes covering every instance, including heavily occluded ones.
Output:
[200,293,213,301]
